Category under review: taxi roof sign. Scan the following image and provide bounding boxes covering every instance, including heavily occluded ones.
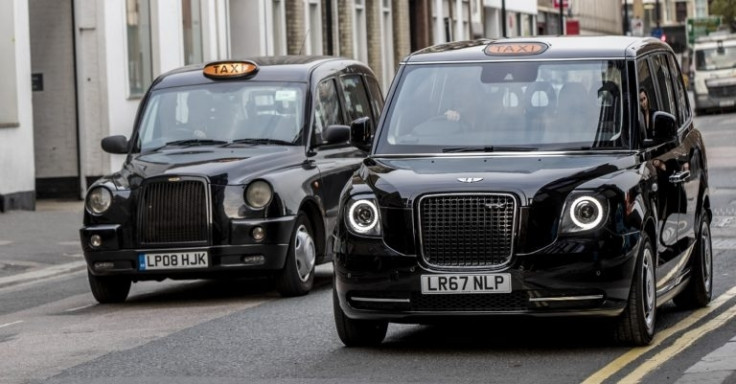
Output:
[203,61,258,79]
[484,42,548,56]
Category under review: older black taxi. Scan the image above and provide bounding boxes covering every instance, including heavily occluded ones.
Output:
[80,56,383,303]
[333,36,712,346]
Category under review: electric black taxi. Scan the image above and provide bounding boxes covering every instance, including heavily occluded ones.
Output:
[333,36,712,346]
[80,56,384,303]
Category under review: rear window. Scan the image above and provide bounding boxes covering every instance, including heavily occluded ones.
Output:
[375,60,628,154]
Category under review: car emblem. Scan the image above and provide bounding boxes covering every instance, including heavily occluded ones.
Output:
[485,202,508,210]
[457,177,483,183]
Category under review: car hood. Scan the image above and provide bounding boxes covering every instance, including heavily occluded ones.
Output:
[363,153,638,207]
[120,145,305,186]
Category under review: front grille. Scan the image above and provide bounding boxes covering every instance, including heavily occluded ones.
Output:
[137,178,210,245]
[418,194,516,268]
[708,84,736,98]
[411,292,529,311]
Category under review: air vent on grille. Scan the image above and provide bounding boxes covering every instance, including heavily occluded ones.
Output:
[138,179,209,245]
[419,194,516,268]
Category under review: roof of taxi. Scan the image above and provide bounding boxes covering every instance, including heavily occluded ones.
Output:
[151,55,364,89]
[403,35,670,63]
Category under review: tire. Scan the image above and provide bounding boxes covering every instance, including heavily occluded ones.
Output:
[674,216,713,309]
[275,213,317,297]
[333,288,388,347]
[88,270,131,304]
[614,232,656,346]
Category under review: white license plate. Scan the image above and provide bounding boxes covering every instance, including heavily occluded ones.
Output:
[421,274,511,294]
[719,100,735,107]
[138,251,209,271]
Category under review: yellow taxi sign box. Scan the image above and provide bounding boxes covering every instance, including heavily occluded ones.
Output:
[203,61,258,79]
[484,42,548,56]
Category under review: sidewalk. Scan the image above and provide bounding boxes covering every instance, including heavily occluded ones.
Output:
[0,199,87,287]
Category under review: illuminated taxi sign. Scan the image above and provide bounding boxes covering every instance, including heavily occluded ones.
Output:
[203,61,258,79]
[484,42,549,56]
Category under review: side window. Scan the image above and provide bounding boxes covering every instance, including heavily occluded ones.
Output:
[313,78,344,138]
[652,54,677,117]
[667,53,691,125]
[365,76,385,120]
[637,57,657,136]
[339,75,372,124]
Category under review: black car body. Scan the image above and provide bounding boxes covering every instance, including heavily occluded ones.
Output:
[80,56,383,303]
[333,37,713,346]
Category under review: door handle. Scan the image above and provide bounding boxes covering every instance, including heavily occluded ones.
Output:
[669,170,690,184]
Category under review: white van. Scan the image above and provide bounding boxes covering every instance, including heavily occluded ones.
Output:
[691,32,736,114]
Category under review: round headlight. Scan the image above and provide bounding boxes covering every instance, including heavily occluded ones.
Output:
[86,187,112,215]
[245,180,273,209]
[569,196,604,230]
[347,199,379,234]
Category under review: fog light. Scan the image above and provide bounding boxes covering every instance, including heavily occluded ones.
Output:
[251,226,265,242]
[242,255,265,265]
[94,261,115,270]
[90,234,102,248]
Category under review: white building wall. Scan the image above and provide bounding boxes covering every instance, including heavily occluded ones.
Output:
[0,0,35,206]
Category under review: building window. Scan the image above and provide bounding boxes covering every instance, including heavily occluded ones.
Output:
[182,0,203,65]
[380,0,394,88]
[272,0,287,55]
[126,0,153,97]
[0,1,18,128]
[353,0,368,63]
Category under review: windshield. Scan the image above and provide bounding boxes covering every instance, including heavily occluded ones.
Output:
[695,44,736,71]
[136,81,306,152]
[375,60,628,154]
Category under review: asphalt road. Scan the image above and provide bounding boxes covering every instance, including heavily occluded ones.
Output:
[0,111,735,384]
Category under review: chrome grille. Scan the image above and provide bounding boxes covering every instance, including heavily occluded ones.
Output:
[137,178,210,245]
[418,194,516,268]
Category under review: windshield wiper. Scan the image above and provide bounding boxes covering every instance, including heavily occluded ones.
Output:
[228,138,295,146]
[442,145,537,153]
[159,139,229,148]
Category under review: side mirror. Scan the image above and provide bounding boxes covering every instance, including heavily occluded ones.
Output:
[323,124,350,143]
[652,111,677,140]
[101,135,129,154]
[349,116,373,152]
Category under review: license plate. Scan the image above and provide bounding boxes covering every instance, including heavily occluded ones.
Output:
[138,251,209,271]
[719,100,735,107]
[421,274,511,294]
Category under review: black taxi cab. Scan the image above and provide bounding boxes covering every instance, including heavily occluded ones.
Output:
[333,36,712,346]
[80,56,383,303]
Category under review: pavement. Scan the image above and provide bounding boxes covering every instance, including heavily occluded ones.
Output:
[0,199,87,288]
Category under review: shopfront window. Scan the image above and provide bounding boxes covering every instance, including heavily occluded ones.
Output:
[126,0,153,97]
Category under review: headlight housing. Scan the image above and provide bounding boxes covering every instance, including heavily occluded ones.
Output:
[86,186,112,215]
[345,197,382,237]
[245,180,273,209]
[560,194,607,233]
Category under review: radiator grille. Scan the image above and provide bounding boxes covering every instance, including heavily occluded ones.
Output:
[411,292,528,311]
[708,84,736,98]
[138,178,209,245]
[418,194,516,268]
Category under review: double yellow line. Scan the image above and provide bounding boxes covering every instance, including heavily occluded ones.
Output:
[583,286,736,384]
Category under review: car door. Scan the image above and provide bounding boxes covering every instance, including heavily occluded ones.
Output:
[645,53,695,293]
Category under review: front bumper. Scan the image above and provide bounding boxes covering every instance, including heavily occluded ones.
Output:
[334,231,640,323]
[80,216,295,280]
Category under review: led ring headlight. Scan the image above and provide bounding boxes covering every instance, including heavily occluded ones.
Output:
[569,196,604,230]
[347,199,379,234]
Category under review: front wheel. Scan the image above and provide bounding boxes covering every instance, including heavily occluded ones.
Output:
[333,288,388,347]
[674,216,713,309]
[614,232,656,345]
[88,271,131,304]
[275,213,316,297]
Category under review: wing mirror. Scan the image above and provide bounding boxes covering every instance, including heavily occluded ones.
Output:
[101,135,129,154]
[349,116,373,152]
